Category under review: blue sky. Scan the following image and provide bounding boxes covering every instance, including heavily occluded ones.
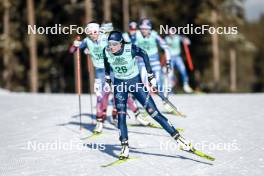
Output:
[245,0,264,21]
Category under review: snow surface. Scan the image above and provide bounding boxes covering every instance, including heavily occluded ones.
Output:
[0,93,264,176]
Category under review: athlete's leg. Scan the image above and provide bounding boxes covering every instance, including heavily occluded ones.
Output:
[95,68,107,122]
[130,75,178,136]
[174,55,193,93]
[114,78,129,142]
[168,56,178,90]
[175,55,189,84]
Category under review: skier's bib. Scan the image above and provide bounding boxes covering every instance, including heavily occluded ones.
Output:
[105,44,139,80]
[135,30,158,56]
[165,35,181,56]
[85,35,108,68]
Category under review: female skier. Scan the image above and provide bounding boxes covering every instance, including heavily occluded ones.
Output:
[72,22,149,134]
[103,31,192,159]
[165,34,193,93]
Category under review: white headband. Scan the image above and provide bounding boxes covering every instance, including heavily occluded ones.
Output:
[86,23,100,33]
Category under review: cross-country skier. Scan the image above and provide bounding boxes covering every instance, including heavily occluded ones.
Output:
[100,21,152,127]
[71,22,151,133]
[100,21,114,34]
[123,21,137,44]
[123,21,154,120]
[71,22,110,133]
[165,34,193,93]
[103,31,192,159]
[134,18,177,114]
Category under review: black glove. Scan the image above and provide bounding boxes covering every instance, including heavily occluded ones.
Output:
[147,73,157,88]
[105,75,112,92]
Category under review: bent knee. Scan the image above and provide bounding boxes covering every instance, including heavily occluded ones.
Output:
[146,108,159,118]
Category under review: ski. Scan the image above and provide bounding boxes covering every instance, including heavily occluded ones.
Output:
[165,108,186,117]
[148,123,163,129]
[101,157,139,167]
[181,147,215,161]
[176,128,184,132]
[81,131,103,141]
[147,123,185,132]
[128,123,184,132]
[128,123,162,129]
[190,147,215,161]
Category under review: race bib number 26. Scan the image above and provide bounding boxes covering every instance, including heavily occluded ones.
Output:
[115,66,128,73]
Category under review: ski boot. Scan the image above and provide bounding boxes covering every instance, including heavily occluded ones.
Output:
[119,140,129,160]
[134,109,151,126]
[183,83,193,94]
[173,133,192,151]
[93,120,103,134]
[173,133,216,161]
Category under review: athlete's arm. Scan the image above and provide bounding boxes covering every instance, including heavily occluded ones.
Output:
[69,37,88,53]
[79,38,88,49]
[103,47,111,76]
[131,44,153,74]
[156,34,171,63]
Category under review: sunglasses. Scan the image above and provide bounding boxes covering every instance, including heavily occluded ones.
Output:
[140,28,150,30]
[108,41,121,47]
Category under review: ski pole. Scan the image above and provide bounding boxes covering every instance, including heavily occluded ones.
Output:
[76,36,82,130]
[151,86,186,117]
[164,66,170,98]
[86,54,94,121]
[183,42,194,71]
